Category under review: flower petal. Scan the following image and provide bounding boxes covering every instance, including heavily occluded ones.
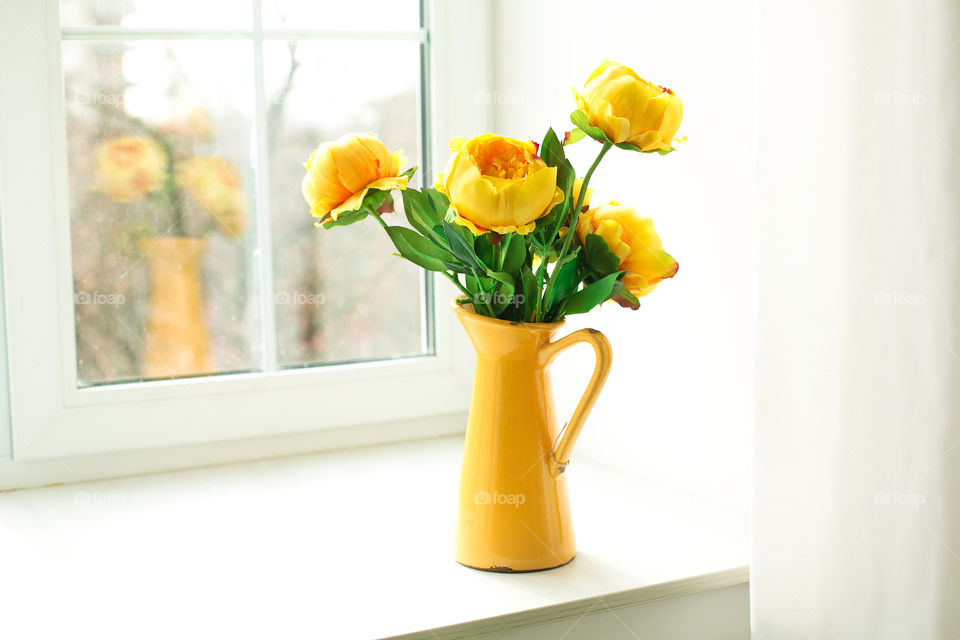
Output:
[330,175,409,218]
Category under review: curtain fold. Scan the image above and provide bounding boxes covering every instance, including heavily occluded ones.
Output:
[754,1,960,637]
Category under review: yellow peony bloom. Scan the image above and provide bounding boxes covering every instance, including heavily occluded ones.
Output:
[176,156,247,237]
[301,133,408,221]
[576,202,679,298]
[435,134,563,235]
[94,136,168,203]
[574,60,683,152]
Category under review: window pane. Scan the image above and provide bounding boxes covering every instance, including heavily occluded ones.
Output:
[61,0,253,29]
[264,40,428,367]
[62,40,258,386]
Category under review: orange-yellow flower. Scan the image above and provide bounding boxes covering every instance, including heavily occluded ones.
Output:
[301,133,408,221]
[574,60,683,152]
[176,156,247,237]
[94,136,168,203]
[576,202,678,298]
[435,134,563,235]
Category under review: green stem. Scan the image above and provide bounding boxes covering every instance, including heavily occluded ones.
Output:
[443,271,472,299]
[534,140,612,321]
[371,210,390,230]
[156,139,186,237]
[370,210,473,304]
[469,267,496,316]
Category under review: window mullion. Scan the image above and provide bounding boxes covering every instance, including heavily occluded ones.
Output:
[418,0,435,355]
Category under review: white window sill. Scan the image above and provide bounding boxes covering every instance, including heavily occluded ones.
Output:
[0,432,747,639]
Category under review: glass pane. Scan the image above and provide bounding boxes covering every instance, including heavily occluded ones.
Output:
[60,0,253,29]
[63,40,258,386]
[262,0,421,31]
[264,40,428,367]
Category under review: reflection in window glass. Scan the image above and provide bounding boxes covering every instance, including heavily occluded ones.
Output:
[63,40,257,385]
[60,1,430,386]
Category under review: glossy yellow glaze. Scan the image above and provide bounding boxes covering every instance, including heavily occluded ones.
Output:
[452,299,612,572]
[140,237,213,379]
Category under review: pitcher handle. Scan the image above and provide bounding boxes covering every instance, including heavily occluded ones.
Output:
[538,328,613,477]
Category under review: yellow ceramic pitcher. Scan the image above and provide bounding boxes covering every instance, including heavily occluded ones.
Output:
[452,299,612,572]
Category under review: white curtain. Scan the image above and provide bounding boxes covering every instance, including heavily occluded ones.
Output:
[754,0,960,637]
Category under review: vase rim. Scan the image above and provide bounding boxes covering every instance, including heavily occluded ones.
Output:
[450,296,565,330]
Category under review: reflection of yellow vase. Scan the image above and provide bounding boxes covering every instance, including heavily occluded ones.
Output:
[451,299,612,572]
[139,237,213,379]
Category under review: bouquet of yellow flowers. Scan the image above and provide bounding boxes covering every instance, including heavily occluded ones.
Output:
[301,60,681,323]
[93,118,246,240]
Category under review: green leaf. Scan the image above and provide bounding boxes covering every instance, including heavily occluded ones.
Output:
[401,188,442,240]
[464,274,494,296]
[441,207,478,244]
[570,110,609,144]
[545,255,580,312]
[425,188,450,216]
[475,235,496,269]
[500,234,526,274]
[540,128,566,169]
[584,233,622,274]
[390,225,456,262]
[564,272,622,315]
[442,219,484,272]
[541,129,574,191]
[613,141,644,152]
[535,158,575,232]
[612,140,675,155]
[442,261,472,275]
[385,225,455,272]
[320,208,368,229]
[485,270,514,288]
[535,128,575,234]
[520,263,538,321]
[490,281,517,316]
[563,128,587,146]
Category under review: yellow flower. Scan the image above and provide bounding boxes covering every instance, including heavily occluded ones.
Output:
[301,133,408,221]
[435,134,563,235]
[574,60,683,152]
[94,136,168,203]
[576,202,679,298]
[176,156,247,237]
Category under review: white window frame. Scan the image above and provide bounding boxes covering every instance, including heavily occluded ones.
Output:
[0,0,493,483]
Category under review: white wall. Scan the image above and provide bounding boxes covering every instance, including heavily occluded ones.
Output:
[490,0,756,509]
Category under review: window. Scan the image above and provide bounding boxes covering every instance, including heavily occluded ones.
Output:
[62,1,429,386]
[0,0,490,471]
